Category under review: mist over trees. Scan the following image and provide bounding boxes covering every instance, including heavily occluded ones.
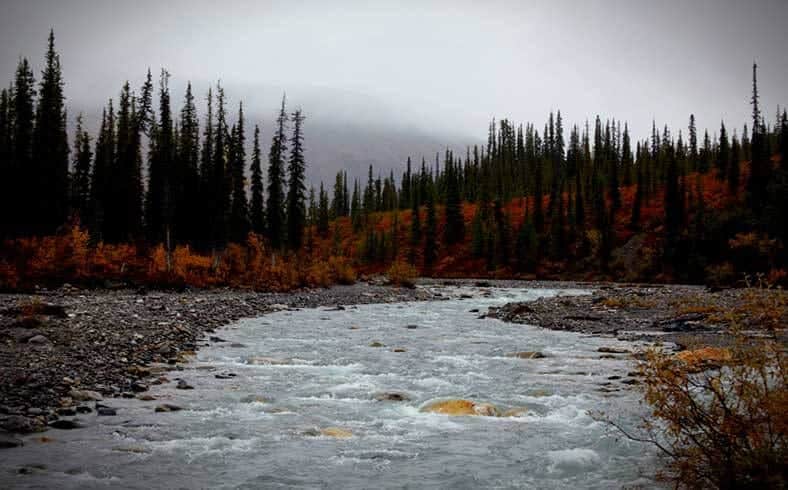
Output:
[1,31,787,287]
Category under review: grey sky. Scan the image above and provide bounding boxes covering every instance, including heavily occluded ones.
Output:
[1,0,787,152]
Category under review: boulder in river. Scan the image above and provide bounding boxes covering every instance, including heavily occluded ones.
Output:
[420,399,500,417]
[374,392,411,402]
[154,404,183,413]
[176,380,194,390]
[369,341,384,347]
[320,427,353,438]
[506,351,547,359]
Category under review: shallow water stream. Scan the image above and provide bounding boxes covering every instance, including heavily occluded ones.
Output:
[1,286,658,489]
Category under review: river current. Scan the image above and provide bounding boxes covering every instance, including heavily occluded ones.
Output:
[1,286,658,489]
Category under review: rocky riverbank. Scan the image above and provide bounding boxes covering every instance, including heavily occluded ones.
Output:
[0,282,436,439]
[488,283,788,347]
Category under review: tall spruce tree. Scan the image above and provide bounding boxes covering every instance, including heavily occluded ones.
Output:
[32,30,69,234]
[286,109,306,250]
[146,69,175,244]
[266,95,288,250]
[0,88,10,236]
[11,58,36,236]
[176,81,201,244]
[747,63,770,216]
[209,83,230,248]
[229,102,249,243]
[250,124,265,235]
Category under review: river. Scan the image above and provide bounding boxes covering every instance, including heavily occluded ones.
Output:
[0,285,658,489]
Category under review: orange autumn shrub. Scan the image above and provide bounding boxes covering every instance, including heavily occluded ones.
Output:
[305,260,332,288]
[386,260,417,288]
[328,256,357,285]
[598,318,787,489]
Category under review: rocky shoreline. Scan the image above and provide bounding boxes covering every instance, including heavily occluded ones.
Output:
[0,282,436,440]
[487,283,788,348]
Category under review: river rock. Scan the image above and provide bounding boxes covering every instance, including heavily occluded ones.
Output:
[131,382,149,392]
[374,392,410,402]
[137,394,157,401]
[176,380,194,390]
[506,351,546,359]
[320,427,353,438]
[154,404,183,413]
[420,399,500,417]
[97,407,117,416]
[68,389,102,401]
[27,335,50,345]
[597,346,630,354]
[369,341,384,347]
[392,348,406,353]
[49,419,84,430]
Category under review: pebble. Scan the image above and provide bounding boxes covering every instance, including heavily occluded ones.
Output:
[176,380,194,390]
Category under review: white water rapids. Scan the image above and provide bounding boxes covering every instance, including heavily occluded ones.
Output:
[0,286,659,489]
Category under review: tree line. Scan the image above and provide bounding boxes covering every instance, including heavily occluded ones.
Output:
[0,31,307,254]
[1,31,786,284]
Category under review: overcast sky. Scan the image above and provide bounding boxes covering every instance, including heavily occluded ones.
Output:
[1,0,787,146]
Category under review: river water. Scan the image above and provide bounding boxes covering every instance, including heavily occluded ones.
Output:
[1,286,658,489]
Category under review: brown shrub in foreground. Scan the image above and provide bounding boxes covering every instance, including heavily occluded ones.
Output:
[603,331,787,489]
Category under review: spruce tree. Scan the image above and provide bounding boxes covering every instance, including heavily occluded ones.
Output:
[176,81,200,244]
[729,133,740,194]
[71,113,92,223]
[146,69,175,244]
[32,30,69,234]
[716,121,730,181]
[250,124,265,234]
[443,158,464,244]
[317,182,329,238]
[266,95,287,250]
[0,88,10,237]
[11,58,36,236]
[210,83,230,248]
[229,102,249,243]
[286,109,306,251]
[90,101,115,240]
[746,63,770,216]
